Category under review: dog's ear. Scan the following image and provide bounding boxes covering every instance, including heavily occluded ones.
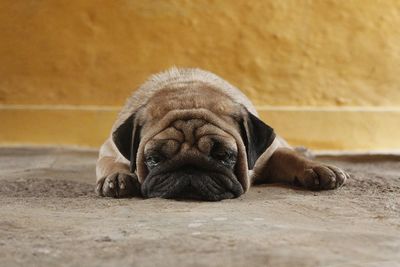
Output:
[240,110,276,169]
[112,113,142,173]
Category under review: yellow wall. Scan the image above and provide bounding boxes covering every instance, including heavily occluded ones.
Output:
[1,0,400,150]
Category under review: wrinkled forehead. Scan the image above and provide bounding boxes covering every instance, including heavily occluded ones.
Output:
[142,83,242,122]
[144,119,237,157]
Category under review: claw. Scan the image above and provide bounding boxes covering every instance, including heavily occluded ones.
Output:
[95,183,102,195]
[97,173,141,198]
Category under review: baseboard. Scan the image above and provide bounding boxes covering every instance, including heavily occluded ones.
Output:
[257,106,400,150]
[1,105,399,150]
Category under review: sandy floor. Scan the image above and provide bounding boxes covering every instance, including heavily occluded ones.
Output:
[0,147,399,267]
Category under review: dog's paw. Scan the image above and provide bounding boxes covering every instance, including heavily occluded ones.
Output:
[96,173,141,198]
[295,164,349,190]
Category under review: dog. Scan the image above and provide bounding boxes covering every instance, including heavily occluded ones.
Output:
[96,68,348,201]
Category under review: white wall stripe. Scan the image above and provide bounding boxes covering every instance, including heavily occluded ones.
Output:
[1,104,400,112]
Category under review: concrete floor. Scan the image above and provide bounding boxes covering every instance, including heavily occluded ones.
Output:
[0,147,399,267]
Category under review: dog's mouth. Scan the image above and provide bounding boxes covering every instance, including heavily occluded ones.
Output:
[141,169,243,201]
[176,183,201,200]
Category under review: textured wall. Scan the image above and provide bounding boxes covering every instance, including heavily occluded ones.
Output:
[1,0,400,150]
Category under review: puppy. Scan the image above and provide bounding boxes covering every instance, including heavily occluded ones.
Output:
[96,68,348,201]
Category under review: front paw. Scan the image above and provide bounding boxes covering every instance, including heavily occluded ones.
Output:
[96,173,141,198]
[295,164,349,190]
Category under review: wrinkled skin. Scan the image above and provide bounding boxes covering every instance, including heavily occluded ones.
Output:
[141,156,244,201]
[97,124,245,201]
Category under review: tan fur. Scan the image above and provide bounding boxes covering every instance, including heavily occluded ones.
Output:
[97,68,282,192]
[134,108,251,190]
[96,67,348,198]
[112,68,257,133]
[254,147,349,189]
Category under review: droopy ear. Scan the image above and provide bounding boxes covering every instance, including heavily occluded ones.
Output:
[240,110,276,170]
[112,113,142,173]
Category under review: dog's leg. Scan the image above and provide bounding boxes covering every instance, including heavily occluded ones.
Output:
[252,147,348,190]
[95,138,141,198]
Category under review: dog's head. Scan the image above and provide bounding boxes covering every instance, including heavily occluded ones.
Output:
[112,86,275,201]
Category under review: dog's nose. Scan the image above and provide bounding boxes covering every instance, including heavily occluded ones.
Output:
[178,165,202,175]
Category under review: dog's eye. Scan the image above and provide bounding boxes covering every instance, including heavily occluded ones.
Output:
[145,155,163,169]
[212,150,236,167]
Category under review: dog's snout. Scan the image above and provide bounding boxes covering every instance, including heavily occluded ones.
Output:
[180,165,196,172]
[178,164,205,174]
